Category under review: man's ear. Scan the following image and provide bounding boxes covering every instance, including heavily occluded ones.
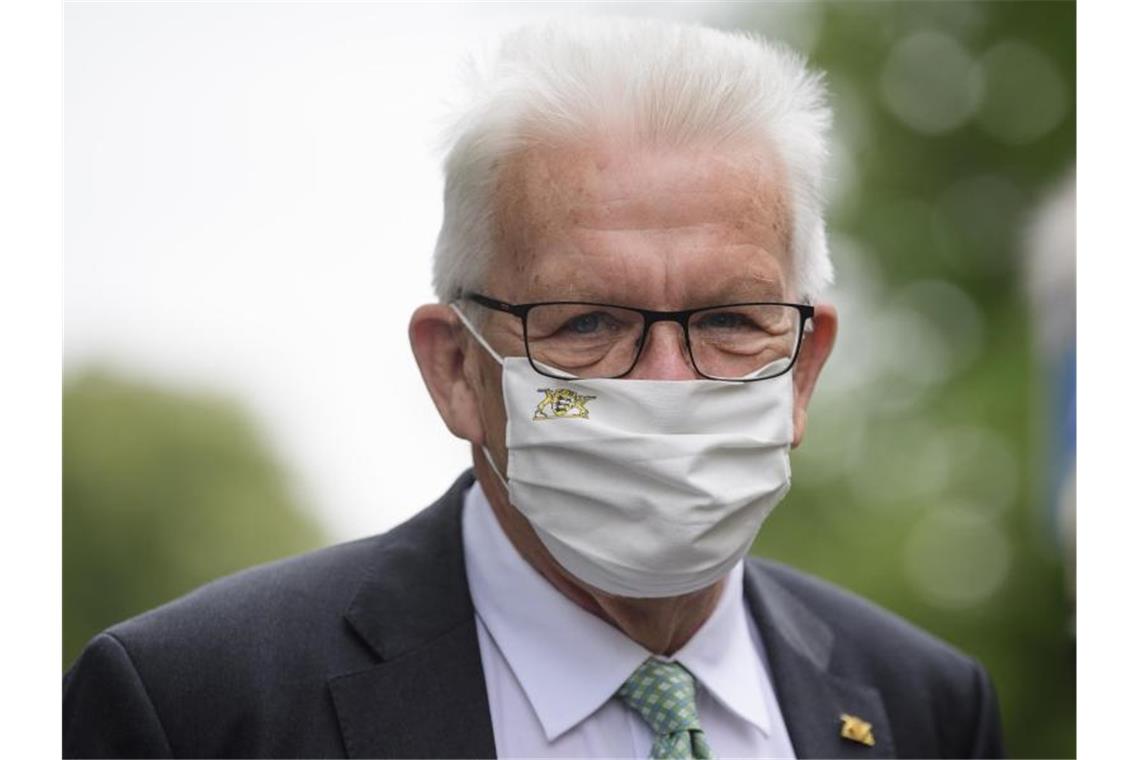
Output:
[409,304,486,445]
[791,303,837,448]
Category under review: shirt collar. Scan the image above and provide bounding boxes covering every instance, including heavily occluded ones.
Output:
[461,481,771,740]
[667,558,772,735]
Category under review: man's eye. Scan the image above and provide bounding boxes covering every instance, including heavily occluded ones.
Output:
[564,313,607,334]
[698,312,752,330]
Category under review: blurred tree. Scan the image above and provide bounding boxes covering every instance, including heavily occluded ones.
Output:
[735,1,1075,757]
[63,369,324,670]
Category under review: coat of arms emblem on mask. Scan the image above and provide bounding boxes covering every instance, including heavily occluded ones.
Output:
[533,388,597,420]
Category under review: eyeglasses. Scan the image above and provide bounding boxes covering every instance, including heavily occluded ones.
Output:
[459,292,814,382]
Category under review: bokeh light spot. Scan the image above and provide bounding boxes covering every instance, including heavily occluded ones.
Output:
[975,40,1069,145]
[880,31,984,134]
[848,421,952,509]
[903,505,1011,609]
[873,307,951,407]
[945,426,1020,514]
[893,280,986,378]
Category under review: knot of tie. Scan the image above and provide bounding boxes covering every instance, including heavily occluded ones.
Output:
[618,658,713,759]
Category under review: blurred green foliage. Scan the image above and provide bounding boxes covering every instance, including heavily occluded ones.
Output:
[740,2,1075,758]
[63,370,324,670]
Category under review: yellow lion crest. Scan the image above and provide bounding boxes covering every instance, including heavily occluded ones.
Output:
[533,388,597,420]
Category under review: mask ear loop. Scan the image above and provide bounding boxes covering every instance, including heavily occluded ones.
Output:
[449,303,505,365]
[449,303,512,488]
[480,444,510,490]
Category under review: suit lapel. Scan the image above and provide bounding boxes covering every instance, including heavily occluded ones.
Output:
[744,561,896,759]
[329,619,495,759]
[327,471,496,759]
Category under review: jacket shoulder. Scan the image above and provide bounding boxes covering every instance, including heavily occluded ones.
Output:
[110,533,380,660]
[103,466,473,668]
[64,536,386,758]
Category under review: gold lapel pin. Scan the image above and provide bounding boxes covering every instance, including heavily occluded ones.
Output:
[839,713,875,747]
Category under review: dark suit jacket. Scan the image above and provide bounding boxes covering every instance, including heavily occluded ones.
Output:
[64,471,1004,758]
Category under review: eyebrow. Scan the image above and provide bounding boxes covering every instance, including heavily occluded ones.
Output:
[521,282,789,308]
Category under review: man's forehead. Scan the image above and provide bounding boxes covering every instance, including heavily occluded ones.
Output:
[489,136,794,306]
[496,137,786,220]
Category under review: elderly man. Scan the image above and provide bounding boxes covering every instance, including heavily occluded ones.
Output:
[64,18,1004,759]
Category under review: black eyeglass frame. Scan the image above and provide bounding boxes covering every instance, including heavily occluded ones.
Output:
[460,291,815,382]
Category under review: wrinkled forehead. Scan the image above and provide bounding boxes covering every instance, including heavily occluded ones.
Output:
[488,136,794,308]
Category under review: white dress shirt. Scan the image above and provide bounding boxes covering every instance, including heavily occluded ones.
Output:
[462,482,797,758]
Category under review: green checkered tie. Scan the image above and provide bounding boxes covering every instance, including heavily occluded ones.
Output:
[618,658,714,760]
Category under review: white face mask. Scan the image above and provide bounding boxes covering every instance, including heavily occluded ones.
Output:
[452,305,795,599]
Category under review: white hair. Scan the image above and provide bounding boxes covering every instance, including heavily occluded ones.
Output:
[432,17,834,303]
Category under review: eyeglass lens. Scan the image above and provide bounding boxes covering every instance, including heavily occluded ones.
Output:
[524,303,802,380]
